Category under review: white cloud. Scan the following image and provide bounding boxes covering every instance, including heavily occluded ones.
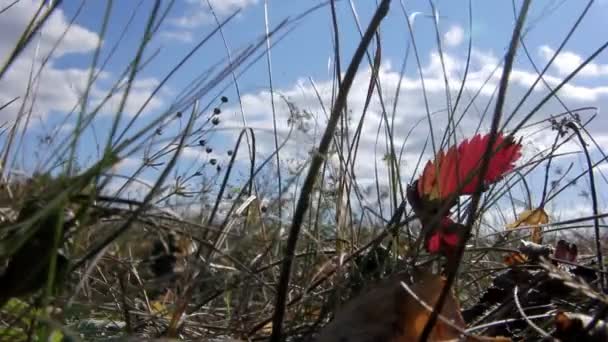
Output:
[169,0,258,29]
[112,156,140,174]
[201,0,258,16]
[0,1,101,122]
[181,145,225,161]
[443,25,464,47]
[539,45,608,77]
[91,77,167,117]
[424,51,461,78]
[0,1,99,59]
[102,175,155,199]
[208,46,608,206]
[0,1,169,127]
[160,30,194,43]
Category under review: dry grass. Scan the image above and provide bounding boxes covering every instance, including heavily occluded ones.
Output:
[1,1,607,341]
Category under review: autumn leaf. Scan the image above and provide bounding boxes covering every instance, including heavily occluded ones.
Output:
[316,270,511,342]
[150,300,170,318]
[418,133,522,201]
[260,321,273,335]
[554,311,608,341]
[503,252,528,266]
[507,208,549,244]
[150,290,176,319]
[554,239,578,262]
[424,217,464,255]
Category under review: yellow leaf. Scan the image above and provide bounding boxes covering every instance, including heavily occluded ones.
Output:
[531,227,543,244]
[261,321,273,335]
[150,300,171,318]
[507,208,549,244]
[507,208,549,228]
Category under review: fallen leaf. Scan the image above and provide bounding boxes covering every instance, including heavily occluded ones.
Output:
[260,321,273,335]
[507,208,549,244]
[554,311,608,341]
[150,292,174,319]
[503,252,528,266]
[316,270,511,342]
[553,239,578,262]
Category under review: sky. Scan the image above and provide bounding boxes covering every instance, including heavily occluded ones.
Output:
[1,0,608,229]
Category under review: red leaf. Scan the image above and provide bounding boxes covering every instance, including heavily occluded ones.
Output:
[427,233,442,254]
[441,232,460,248]
[425,217,462,255]
[417,133,522,200]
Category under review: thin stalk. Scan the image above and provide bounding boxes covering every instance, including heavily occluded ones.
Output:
[420,1,531,340]
[565,121,605,291]
[263,0,283,230]
[269,2,392,340]
[68,0,113,175]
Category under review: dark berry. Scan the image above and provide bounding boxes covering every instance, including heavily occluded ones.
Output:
[213,108,221,115]
[220,96,228,103]
[206,147,212,153]
[212,117,220,125]
[210,158,217,165]
[216,165,221,172]
[176,111,182,118]
[199,139,206,146]
[227,150,233,156]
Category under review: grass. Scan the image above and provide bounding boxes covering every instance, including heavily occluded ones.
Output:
[0,0,607,341]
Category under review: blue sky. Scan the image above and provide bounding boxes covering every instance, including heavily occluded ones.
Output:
[56,0,608,92]
[2,0,608,227]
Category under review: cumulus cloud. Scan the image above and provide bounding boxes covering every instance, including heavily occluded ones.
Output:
[0,1,99,59]
[443,25,464,47]
[164,0,258,35]
[160,30,194,43]
[209,45,608,204]
[91,77,168,118]
[0,1,100,121]
[0,1,169,126]
[538,45,608,78]
[161,0,258,44]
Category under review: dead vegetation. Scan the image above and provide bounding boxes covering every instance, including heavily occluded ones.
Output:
[1,0,608,341]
